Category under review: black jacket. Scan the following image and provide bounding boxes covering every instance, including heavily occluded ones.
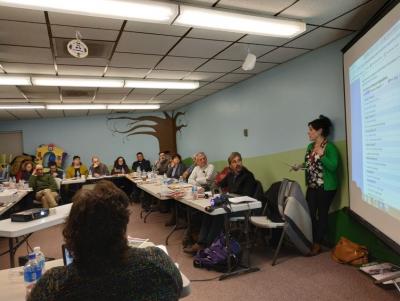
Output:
[166,163,186,179]
[219,167,257,197]
[132,159,152,172]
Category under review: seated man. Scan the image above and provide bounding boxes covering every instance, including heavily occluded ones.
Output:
[132,152,152,172]
[29,164,59,208]
[154,151,170,175]
[188,152,216,190]
[89,156,109,177]
[184,152,257,255]
[181,153,197,181]
[47,162,63,179]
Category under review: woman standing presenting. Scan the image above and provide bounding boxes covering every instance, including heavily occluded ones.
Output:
[294,115,339,255]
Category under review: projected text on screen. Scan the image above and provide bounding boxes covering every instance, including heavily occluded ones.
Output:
[349,20,400,220]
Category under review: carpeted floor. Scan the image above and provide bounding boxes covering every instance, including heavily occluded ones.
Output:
[1,203,398,301]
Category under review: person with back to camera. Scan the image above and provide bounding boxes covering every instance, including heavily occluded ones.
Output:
[27,180,183,301]
[292,115,339,255]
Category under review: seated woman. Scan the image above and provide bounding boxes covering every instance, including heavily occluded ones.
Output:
[65,156,89,179]
[16,161,34,182]
[166,154,186,179]
[28,181,183,301]
[111,156,130,175]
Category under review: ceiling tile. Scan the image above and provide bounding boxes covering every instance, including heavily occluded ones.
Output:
[130,88,164,95]
[169,38,231,58]
[124,94,155,101]
[0,20,50,47]
[0,99,26,103]
[49,12,123,30]
[56,57,108,66]
[187,28,244,41]
[93,98,122,103]
[97,88,129,94]
[116,32,181,55]
[11,110,41,120]
[2,63,56,75]
[57,65,105,76]
[51,25,119,41]
[183,72,224,81]
[146,70,189,80]
[280,0,369,25]
[258,47,309,63]
[325,0,385,31]
[0,6,45,23]
[36,110,64,118]
[217,0,295,15]
[191,88,219,96]
[233,62,277,74]
[110,53,161,68]
[177,94,204,103]
[0,86,24,98]
[286,27,352,49]
[197,59,242,72]
[0,110,17,121]
[216,43,275,60]
[62,98,93,103]
[29,99,60,103]
[156,56,207,71]
[160,89,191,95]
[202,82,234,90]
[20,86,58,93]
[239,25,317,46]
[125,21,189,36]
[151,94,183,101]
[215,73,252,82]
[105,68,150,78]
[180,0,215,5]
[0,45,53,64]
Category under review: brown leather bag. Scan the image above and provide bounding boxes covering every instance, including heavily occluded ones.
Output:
[331,237,368,266]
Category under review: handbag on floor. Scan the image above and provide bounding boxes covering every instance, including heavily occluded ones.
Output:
[331,236,368,266]
[193,233,241,272]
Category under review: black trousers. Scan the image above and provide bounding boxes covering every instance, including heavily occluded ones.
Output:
[306,187,336,244]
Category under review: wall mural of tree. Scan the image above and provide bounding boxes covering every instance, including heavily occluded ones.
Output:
[107,111,186,154]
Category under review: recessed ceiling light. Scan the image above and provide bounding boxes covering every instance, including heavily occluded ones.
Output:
[0,104,45,109]
[46,104,107,110]
[0,75,31,86]
[32,76,124,88]
[107,104,160,110]
[124,80,199,89]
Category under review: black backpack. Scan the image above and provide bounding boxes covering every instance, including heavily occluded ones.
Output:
[264,181,285,222]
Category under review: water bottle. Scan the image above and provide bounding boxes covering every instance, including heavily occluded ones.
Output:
[136,166,141,177]
[33,246,45,272]
[76,169,81,178]
[62,171,66,179]
[179,176,184,184]
[191,185,198,200]
[24,253,42,294]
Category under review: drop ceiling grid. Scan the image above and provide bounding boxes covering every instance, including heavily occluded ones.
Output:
[0,0,387,118]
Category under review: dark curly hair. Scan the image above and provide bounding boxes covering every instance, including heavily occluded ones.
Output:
[308,115,333,137]
[63,180,130,273]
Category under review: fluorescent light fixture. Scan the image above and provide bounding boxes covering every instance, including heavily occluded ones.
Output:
[124,80,199,89]
[0,75,31,86]
[32,76,124,88]
[0,104,45,109]
[0,0,178,23]
[46,104,107,110]
[107,104,160,110]
[175,5,306,38]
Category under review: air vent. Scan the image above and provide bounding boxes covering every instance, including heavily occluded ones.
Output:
[62,89,95,98]
[54,38,114,58]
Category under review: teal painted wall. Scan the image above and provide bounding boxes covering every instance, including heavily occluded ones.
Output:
[177,36,353,162]
[0,113,161,167]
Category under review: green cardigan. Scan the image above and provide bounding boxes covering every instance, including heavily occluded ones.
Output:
[305,141,339,191]
[29,174,58,192]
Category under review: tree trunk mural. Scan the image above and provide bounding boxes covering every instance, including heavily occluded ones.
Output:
[107,111,186,154]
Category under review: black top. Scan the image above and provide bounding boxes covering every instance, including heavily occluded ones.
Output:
[28,247,183,301]
[111,164,130,175]
[132,159,152,172]
[219,167,257,197]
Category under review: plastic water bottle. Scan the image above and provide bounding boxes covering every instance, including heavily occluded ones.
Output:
[191,185,198,200]
[136,166,141,177]
[76,169,81,178]
[179,176,184,184]
[24,253,42,294]
[34,246,45,272]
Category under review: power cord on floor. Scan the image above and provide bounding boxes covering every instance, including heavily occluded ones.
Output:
[189,275,220,282]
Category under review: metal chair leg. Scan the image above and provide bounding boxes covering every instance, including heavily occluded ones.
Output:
[272,224,286,266]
